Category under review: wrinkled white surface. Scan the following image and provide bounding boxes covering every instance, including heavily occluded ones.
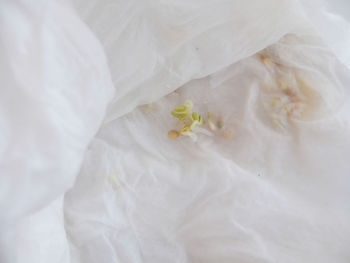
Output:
[73,0,306,122]
[302,0,350,68]
[0,0,114,223]
[65,34,350,263]
[1,0,350,262]
[0,0,114,261]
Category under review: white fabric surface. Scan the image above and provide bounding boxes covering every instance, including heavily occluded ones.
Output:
[302,0,350,68]
[72,0,306,122]
[65,33,350,263]
[0,0,350,262]
[0,0,114,261]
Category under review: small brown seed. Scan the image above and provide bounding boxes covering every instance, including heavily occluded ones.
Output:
[284,88,295,97]
[168,130,180,139]
[217,119,223,129]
